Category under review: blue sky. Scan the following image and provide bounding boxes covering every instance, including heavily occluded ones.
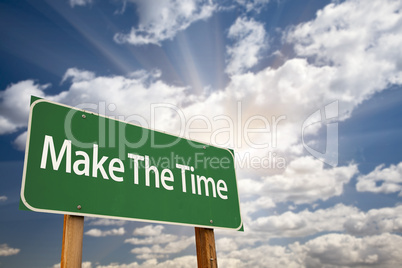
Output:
[1,0,402,267]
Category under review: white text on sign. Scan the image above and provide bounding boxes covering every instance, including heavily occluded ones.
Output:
[39,135,229,200]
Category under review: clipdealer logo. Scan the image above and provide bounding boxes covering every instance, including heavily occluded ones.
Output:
[61,100,340,169]
[302,101,339,167]
[62,101,289,170]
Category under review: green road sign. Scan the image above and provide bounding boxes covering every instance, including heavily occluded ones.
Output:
[20,97,242,230]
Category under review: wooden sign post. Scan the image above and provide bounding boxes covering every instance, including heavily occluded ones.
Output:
[195,227,218,268]
[59,220,218,268]
[61,215,84,268]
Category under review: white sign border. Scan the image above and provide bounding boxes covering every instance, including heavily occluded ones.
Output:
[20,97,244,231]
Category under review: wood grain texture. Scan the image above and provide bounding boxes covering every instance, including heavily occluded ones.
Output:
[195,227,218,268]
[61,215,84,268]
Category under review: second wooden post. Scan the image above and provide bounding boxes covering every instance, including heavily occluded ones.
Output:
[61,215,84,268]
[195,227,218,268]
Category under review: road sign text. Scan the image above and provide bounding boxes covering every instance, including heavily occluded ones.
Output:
[40,134,229,200]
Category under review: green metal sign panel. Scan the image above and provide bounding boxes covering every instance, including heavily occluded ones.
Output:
[20,98,242,230]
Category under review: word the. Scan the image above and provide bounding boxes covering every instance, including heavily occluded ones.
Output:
[40,135,228,200]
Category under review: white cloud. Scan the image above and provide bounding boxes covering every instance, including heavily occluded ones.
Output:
[249,204,402,238]
[83,262,93,268]
[221,203,402,255]
[53,261,92,268]
[52,69,187,128]
[220,243,302,267]
[0,244,20,256]
[356,162,402,195]
[241,195,275,219]
[69,0,92,8]
[216,237,239,252]
[0,68,360,209]
[130,236,194,259]
[298,233,402,268]
[0,196,7,202]
[0,80,47,135]
[286,0,402,114]
[235,0,270,13]
[85,227,125,237]
[13,131,27,151]
[5,0,402,162]
[86,218,127,226]
[125,234,178,245]
[344,205,402,236]
[0,68,188,151]
[219,233,402,268]
[114,0,216,46]
[225,17,267,75]
[237,178,264,198]
[251,204,359,237]
[61,68,96,84]
[75,232,402,268]
[261,156,358,204]
[126,225,194,260]
[132,225,165,236]
[1,0,400,165]
[96,256,196,268]
[46,64,321,161]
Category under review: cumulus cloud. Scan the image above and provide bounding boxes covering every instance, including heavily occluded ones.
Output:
[52,68,187,118]
[241,195,276,220]
[249,204,402,238]
[114,0,216,46]
[260,156,358,204]
[218,203,402,258]
[298,233,402,268]
[220,243,302,267]
[216,237,239,252]
[344,205,402,236]
[225,17,267,75]
[96,256,196,268]
[125,234,177,245]
[286,0,402,114]
[2,61,334,164]
[5,0,402,161]
[0,244,20,256]
[58,232,402,267]
[132,225,164,236]
[0,196,7,202]
[85,227,125,237]
[53,261,92,268]
[2,68,188,150]
[218,233,402,268]
[251,204,358,237]
[235,0,270,13]
[126,225,194,260]
[356,162,402,195]
[13,131,27,151]
[61,68,96,84]
[125,225,177,247]
[130,236,194,259]
[0,80,47,135]
[86,218,127,226]
[69,0,92,8]
[1,0,400,166]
